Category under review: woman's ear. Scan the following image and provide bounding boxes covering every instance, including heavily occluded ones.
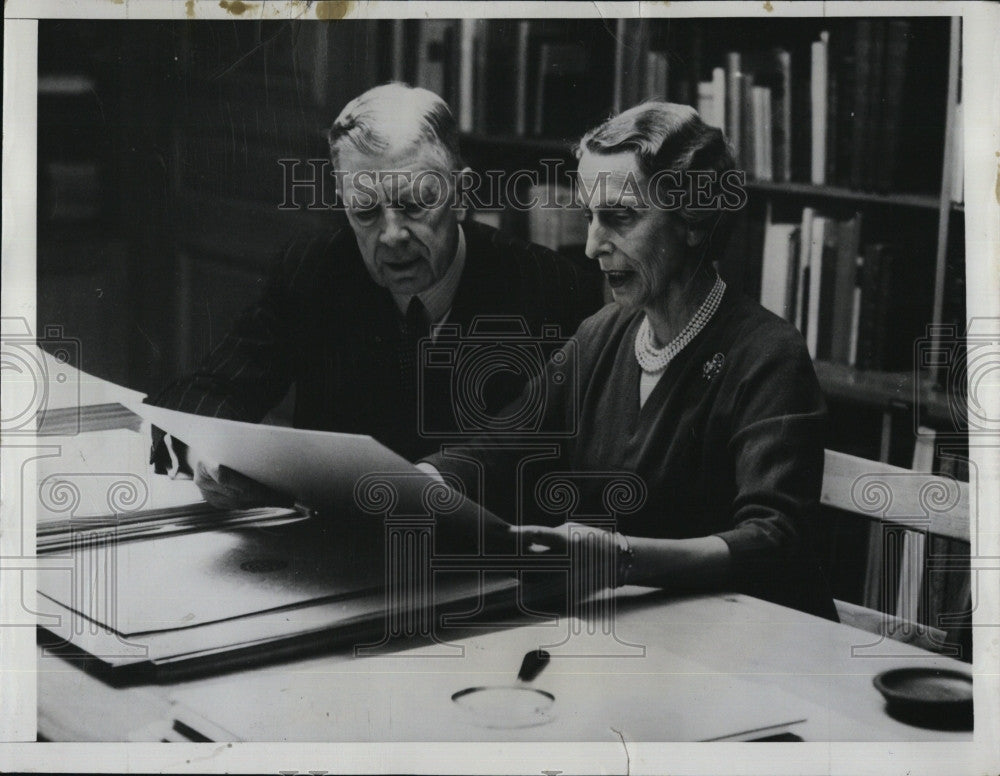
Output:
[686,224,709,248]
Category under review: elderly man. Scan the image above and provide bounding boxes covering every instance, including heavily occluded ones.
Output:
[150,83,601,507]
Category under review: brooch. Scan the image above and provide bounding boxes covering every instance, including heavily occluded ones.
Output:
[702,352,725,381]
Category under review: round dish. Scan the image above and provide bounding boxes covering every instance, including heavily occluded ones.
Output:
[873,667,973,730]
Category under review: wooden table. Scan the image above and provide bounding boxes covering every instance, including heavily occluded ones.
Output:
[29,386,975,743]
[38,588,974,742]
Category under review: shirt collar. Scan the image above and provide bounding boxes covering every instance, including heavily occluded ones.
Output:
[391,224,466,323]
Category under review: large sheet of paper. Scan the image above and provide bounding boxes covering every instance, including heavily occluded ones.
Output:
[136,404,424,510]
[37,517,387,635]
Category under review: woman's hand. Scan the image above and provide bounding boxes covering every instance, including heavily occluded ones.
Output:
[510,522,616,554]
[511,524,733,590]
[511,522,622,592]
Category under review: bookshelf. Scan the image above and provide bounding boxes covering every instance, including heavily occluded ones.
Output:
[35,16,966,472]
[389,16,966,473]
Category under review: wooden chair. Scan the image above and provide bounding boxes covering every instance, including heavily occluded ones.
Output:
[820,450,972,657]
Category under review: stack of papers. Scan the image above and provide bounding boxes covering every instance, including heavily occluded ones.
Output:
[37,401,143,435]
[38,502,304,553]
[35,403,520,679]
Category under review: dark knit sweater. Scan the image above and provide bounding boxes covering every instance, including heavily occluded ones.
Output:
[425,289,838,621]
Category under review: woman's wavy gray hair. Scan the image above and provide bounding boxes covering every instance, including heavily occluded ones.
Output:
[576,101,738,263]
[327,82,464,171]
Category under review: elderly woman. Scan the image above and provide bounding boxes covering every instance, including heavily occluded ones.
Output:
[422,102,837,621]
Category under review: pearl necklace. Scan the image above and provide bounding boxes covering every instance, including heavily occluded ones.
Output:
[634,276,726,374]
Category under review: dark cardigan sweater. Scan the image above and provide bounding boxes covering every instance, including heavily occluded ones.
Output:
[425,289,839,621]
[149,217,603,466]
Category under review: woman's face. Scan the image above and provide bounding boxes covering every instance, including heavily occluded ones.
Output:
[577,150,691,311]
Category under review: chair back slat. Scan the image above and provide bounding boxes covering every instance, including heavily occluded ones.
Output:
[821,450,970,543]
[821,450,971,653]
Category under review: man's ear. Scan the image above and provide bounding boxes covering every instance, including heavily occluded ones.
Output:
[454,165,474,223]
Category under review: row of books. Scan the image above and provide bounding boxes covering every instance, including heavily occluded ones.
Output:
[697,19,938,192]
[409,19,948,196]
[696,51,790,183]
[759,206,902,371]
[409,20,614,140]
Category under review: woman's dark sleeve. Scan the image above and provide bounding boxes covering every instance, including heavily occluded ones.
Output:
[420,335,581,523]
[712,327,829,600]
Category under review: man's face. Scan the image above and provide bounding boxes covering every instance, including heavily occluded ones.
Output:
[339,143,463,296]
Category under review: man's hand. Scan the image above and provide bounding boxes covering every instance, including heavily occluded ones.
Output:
[191,453,294,510]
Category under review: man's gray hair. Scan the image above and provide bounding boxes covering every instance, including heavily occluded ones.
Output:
[327,82,464,171]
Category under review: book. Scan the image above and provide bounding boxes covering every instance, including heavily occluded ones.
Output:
[759,212,799,321]
[827,24,857,187]
[848,20,874,190]
[769,48,792,182]
[457,19,479,132]
[732,49,789,181]
[710,66,727,130]
[739,71,756,177]
[855,242,894,370]
[816,216,841,360]
[875,19,913,192]
[824,29,839,186]
[789,42,812,183]
[810,33,828,185]
[645,49,669,99]
[416,21,457,108]
[805,214,828,358]
[862,20,888,191]
[829,214,863,365]
[758,86,773,180]
[725,52,742,155]
[697,81,715,127]
[847,254,863,367]
[515,21,531,136]
[795,207,815,336]
[532,41,590,138]
[477,21,521,135]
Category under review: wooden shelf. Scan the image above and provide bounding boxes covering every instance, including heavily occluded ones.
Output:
[745,180,940,210]
[814,360,958,427]
[459,134,946,212]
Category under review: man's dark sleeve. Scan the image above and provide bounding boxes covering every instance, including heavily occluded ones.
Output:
[148,238,319,472]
